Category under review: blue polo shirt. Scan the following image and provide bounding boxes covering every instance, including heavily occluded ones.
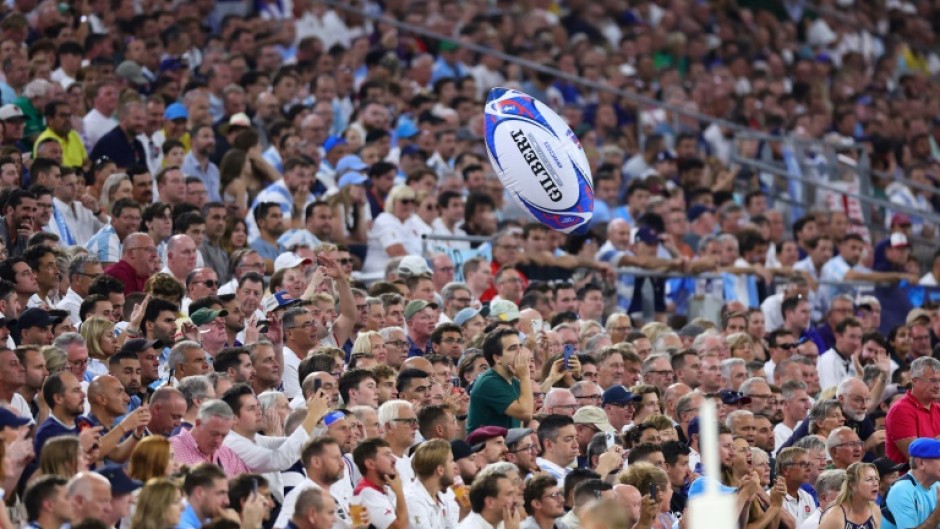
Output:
[176,503,208,529]
[34,414,84,454]
[883,474,940,529]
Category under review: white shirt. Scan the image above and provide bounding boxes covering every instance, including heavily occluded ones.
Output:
[430,218,470,250]
[761,293,785,333]
[405,481,450,529]
[783,488,816,527]
[817,348,856,393]
[457,512,504,529]
[282,346,303,399]
[363,212,410,275]
[395,453,416,485]
[223,426,310,502]
[352,481,398,529]
[535,457,570,488]
[55,197,104,245]
[27,291,60,309]
[797,508,822,529]
[83,108,118,151]
[764,359,777,385]
[56,288,84,324]
[773,422,799,456]
[275,478,352,529]
[9,393,31,422]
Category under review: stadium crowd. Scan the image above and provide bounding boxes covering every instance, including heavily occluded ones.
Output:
[0,1,937,529]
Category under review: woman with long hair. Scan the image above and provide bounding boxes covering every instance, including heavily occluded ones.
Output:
[99,173,133,213]
[221,218,250,256]
[219,149,251,218]
[326,173,371,245]
[808,399,846,442]
[351,331,386,364]
[80,316,117,379]
[130,478,185,529]
[128,436,180,482]
[36,436,87,480]
[818,462,880,529]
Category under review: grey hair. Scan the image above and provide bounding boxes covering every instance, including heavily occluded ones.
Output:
[739,377,768,395]
[197,399,234,421]
[780,380,808,400]
[807,399,842,434]
[720,358,745,381]
[584,333,611,354]
[816,469,846,497]
[691,329,722,354]
[830,294,855,308]
[23,79,52,99]
[676,391,702,421]
[697,234,718,253]
[68,254,100,281]
[794,434,827,454]
[379,326,406,340]
[725,409,754,429]
[257,391,285,413]
[641,353,670,375]
[178,375,212,409]
[377,399,412,428]
[825,426,855,452]
[167,340,202,371]
[364,296,384,310]
[751,447,768,465]
[911,357,940,378]
[652,332,680,353]
[604,313,631,332]
[856,295,880,308]
[835,377,863,397]
[478,462,518,480]
[66,472,109,499]
[53,332,85,349]
[248,340,275,360]
[441,282,470,302]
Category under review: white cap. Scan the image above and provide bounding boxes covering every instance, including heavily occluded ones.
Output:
[274,252,312,273]
[398,255,430,277]
[0,104,24,121]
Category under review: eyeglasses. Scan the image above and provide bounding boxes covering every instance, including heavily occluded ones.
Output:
[576,394,603,402]
[541,492,564,500]
[68,358,89,367]
[784,461,812,468]
[391,418,418,427]
[386,340,407,348]
[195,280,219,287]
[915,377,940,386]
[338,258,353,265]
[510,444,538,454]
[779,343,799,350]
[442,337,465,345]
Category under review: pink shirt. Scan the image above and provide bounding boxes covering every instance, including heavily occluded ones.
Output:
[170,428,250,475]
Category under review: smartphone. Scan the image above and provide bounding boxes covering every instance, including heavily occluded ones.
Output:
[563,344,575,370]
[258,320,269,334]
[251,478,258,496]
[312,378,323,394]
[450,376,461,389]
[650,482,659,502]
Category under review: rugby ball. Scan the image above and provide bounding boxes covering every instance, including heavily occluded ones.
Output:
[483,87,594,234]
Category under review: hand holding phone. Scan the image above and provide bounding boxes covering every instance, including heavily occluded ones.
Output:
[563,344,574,370]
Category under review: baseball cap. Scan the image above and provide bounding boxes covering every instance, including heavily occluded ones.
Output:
[467,426,508,446]
[602,386,642,406]
[688,416,700,438]
[323,136,347,153]
[396,120,420,139]
[454,307,488,327]
[906,308,932,325]
[159,57,185,72]
[274,252,313,273]
[17,308,51,330]
[678,323,704,338]
[119,338,165,355]
[338,171,368,189]
[398,255,431,277]
[505,428,533,447]
[404,299,438,321]
[687,204,714,222]
[0,104,24,121]
[262,291,302,313]
[451,439,483,461]
[190,308,228,326]
[0,407,30,428]
[890,232,911,248]
[655,151,676,163]
[227,112,251,128]
[634,227,663,245]
[115,61,148,85]
[687,476,737,499]
[873,457,908,477]
[323,410,347,427]
[910,438,940,459]
[164,102,188,121]
[891,213,913,227]
[489,300,520,322]
[95,464,143,495]
[718,390,752,405]
[572,406,615,433]
[335,154,369,174]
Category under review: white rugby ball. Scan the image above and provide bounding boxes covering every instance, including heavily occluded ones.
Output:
[483,87,594,234]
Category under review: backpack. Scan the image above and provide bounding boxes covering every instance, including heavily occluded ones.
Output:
[880,473,916,525]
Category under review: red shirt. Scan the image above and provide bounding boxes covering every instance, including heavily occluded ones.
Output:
[480,260,527,303]
[885,391,940,463]
[104,260,149,295]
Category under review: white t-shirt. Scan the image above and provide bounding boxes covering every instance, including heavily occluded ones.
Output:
[352,481,398,529]
[783,488,817,527]
[363,212,410,275]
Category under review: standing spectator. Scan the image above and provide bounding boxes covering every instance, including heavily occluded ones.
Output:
[466,329,533,432]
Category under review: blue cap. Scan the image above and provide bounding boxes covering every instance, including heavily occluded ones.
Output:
[396,119,419,139]
[95,464,143,495]
[634,227,662,245]
[655,150,676,163]
[338,171,368,189]
[323,136,347,153]
[164,102,188,121]
[687,477,737,499]
[159,57,185,72]
[262,290,302,313]
[687,204,714,222]
[454,306,488,327]
[0,407,30,428]
[718,390,752,405]
[602,386,642,406]
[323,410,347,427]
[336,154,369,173]
[401,144,424,157]
[909,438,940,459]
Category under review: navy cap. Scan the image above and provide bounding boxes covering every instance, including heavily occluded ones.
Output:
[718,390,752,405]
[0,407,30,428]
[451,439,483,461]
[119,338,164,355]
[17,308,51,330]
[634,227,662,245]
[602,385,642,406]
[95,464,143,495]
[687,204,715,222]
[910,438,940,459]
[655,151,676,163]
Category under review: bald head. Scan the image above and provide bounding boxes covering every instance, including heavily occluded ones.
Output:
[543,388,577,416]
[402,357,432,373]
[121,232,153,257]
[87,374,120,401]
[612,484,641,522]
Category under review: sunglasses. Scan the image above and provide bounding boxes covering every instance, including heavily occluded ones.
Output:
[399,198,416,205]
[196,280,219,287]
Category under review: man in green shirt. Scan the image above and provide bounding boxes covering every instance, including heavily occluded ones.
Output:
[467,327,533,432]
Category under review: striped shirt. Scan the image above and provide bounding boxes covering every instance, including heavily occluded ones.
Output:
[85,224,122,263]
[169,427,250,475]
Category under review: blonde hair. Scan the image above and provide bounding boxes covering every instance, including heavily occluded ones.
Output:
[726,332,753,351]
[830,462,878,510]
[352,331,382,355]
[128,436,172,482]
[130,478,182,529]
[40,345,66,374]
[80,316,114,361]
[39,436,81,478]
[642,414,674,431]
[411,438,451,479]
[384,185,416,214]
[640,322,669,342]
[617,462,668,496]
